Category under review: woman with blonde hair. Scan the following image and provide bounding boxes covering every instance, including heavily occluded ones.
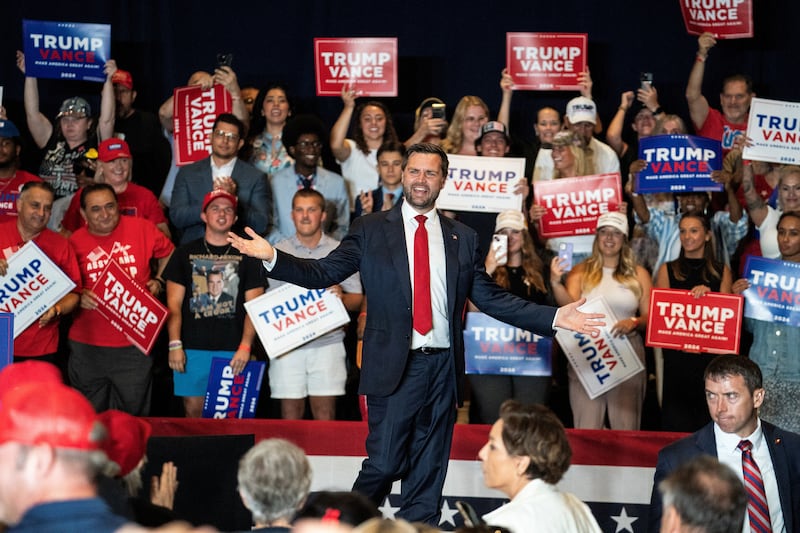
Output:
[441,96,489,155]
[554,211,651,429]
[530,131,599,265]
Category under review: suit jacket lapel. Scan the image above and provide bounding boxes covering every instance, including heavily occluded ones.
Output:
[385,205,412,309]
[439,213,460,321]
[696,422,718,455]
[764,422,793,532]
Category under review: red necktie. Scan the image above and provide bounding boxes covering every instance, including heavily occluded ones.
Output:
[413,214,432,335]
[738,439,772,532]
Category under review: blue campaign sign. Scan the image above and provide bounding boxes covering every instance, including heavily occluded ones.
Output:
[0,314,12,371]
[743,256,800,327]
[637,135,723,194]
[22,20,110,82]
[463,312,552,376]
[202,358,266,419]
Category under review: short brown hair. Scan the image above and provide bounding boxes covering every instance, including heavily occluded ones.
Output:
[499,400,571,484]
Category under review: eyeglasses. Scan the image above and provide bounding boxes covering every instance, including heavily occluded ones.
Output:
[296,140,322,149]
[213,130,240,142]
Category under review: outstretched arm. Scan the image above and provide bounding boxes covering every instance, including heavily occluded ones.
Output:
[555,297,606,336]
[228,226,275,262]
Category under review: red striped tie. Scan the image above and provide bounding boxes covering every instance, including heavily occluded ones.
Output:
[413,215,432,335]
[738,439,772,532]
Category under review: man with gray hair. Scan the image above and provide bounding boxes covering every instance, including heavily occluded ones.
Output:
[0,381,129,532]
[235,438,312,532]
[658,455,746,533]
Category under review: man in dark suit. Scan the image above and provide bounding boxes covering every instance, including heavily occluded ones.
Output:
[228,143,603,524]
[649,354,800,533]
[170,113,271,244]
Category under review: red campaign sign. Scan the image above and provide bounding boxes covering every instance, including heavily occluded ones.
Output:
[91,260,168,355]
[646,288,743,354]
[314,37,398,97]
[680,0,753,39]
[506,33,588,91]
[173,85,232,166]
[533,173,621,238]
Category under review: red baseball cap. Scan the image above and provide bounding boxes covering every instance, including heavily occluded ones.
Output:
[202,189,238,212]
[0,382,99,451]
[99,138,132,162]
[97,409,151,477]
[0,361,63,404]
[112,69,134,90]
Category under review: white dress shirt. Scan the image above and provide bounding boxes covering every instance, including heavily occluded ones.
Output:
[715,420,785,533]
[402,201,450,350]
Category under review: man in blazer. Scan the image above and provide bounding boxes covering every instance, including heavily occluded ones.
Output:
[170,113,271,244]
[649,355,800,532]
[229,143,603,525]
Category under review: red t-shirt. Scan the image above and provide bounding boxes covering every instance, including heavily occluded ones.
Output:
[0,171,42,222]
[0,220,81,356]
[68,216,174,347]
[61,182,167,232]
[696,108,748,155]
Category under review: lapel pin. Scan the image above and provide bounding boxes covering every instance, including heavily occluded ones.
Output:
[452,234,458,240]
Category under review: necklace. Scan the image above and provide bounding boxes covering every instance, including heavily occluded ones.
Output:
[203,239,232,257]
[0,172,17,194]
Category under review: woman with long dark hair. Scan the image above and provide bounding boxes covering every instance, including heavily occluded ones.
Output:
[330,86,399,212]
[655,213,732,432]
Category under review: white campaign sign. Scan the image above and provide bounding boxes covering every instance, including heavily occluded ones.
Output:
[245,283,350,359]
[556,297,643,399]
[1,241,76,338]
[436,154,525,212]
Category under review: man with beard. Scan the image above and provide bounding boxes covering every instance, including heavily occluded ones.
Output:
[0,119,41,221]
[171,114,271,245]
[267,115,349,244]
[228,142,604,525]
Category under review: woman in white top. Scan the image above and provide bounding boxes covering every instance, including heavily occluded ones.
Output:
[330,86,399,211]
[479,400,602,533]
[740,163,800,259]
[553,211,651,430]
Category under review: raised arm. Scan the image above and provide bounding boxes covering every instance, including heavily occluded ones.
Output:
[330,85,357,162]
[97,59,117,141]
[214,66,248,128]
[686,32,716,129]
[739,161,767,226]
[17,51,53,148]
[607,91,634,156]
[628,159,651,224]
[497,68,514,133]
